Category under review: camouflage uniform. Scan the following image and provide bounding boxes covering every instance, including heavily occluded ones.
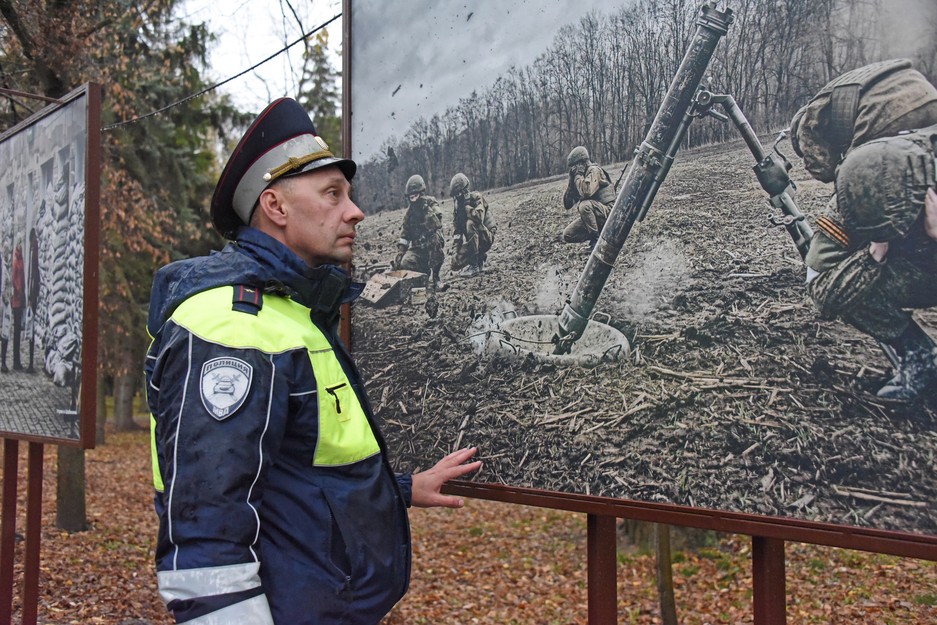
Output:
[562,147,616,244]
[791,60,937,399]
[396,194,444,281]
[449,173,496,275]
[805,128,937,398]
[791,59,937,183]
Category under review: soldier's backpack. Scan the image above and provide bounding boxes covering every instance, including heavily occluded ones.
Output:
[790,59,937,183]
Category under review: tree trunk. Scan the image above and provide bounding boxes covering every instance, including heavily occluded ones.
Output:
[95,366,106,445]
[656,524,678,625]
[56,446,87,532]
[113,346,142,431]
[113,369,138,431]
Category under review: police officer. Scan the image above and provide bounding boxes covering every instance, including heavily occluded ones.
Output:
[805,128,937,400]
[394,174,445,288]
[449,172,496,277]
[145,98,481,625]
[562,146,616,246]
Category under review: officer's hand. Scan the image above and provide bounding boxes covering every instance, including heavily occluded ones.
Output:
[925,187,937,241]
[410,447,482,509]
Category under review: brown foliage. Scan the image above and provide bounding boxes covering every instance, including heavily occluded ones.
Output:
[0,432,935,623]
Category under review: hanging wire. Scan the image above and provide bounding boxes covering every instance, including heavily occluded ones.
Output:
[102,12,341,131]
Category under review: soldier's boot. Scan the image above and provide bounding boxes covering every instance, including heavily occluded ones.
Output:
[876,322,937,401]
[431,266,446,291]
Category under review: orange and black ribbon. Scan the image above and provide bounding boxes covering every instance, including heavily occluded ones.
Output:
[816,216,850,247]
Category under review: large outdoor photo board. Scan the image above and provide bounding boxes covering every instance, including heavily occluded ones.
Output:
[0,83,100,448]
[347,0,937,548]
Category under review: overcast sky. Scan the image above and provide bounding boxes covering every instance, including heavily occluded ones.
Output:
[180,0,936,163]
[181,0,343,114]
[349,0,613,162]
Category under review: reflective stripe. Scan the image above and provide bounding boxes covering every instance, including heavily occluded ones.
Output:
[169,286,380,466]
[158,562,264,603]
[150,415,163,491]
[177,594,273,625]
[172,287,317,352]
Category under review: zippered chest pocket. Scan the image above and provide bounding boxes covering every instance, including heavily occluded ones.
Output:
[309,347,380,467]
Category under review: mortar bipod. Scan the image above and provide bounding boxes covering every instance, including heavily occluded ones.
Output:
[693,89,814,260]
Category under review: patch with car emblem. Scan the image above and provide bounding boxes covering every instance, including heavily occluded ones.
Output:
[200,357,252,420]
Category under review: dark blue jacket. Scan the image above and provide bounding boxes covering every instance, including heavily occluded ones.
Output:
[146,227,411,625]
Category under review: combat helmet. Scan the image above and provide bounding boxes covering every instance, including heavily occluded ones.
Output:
[789,59,937,183]
[836,133,936,241]
[406,174,426,196]
[567,146,589,169]
[449,172,470,197]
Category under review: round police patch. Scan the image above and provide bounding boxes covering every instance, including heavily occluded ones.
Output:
[200,357,253,420]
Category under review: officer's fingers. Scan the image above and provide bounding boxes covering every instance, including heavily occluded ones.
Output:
[435,446,478,469]
[442,460,482,481]
[430,494,467,509]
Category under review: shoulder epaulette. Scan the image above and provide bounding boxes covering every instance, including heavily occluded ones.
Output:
[231,284,263,315]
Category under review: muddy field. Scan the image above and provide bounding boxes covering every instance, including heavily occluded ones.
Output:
[350,137,937,537]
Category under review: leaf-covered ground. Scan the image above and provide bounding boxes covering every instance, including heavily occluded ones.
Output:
[1,431,937,624]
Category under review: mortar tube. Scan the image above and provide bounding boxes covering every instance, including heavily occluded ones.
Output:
[554,4,734,354]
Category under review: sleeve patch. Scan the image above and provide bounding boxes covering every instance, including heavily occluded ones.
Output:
[200,357,253,420]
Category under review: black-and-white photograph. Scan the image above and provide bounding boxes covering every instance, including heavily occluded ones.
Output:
[0,88,93,442]
[349,0,937,538]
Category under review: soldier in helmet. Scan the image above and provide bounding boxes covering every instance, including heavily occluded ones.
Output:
[791,60,937,400]
[804,129,937,400]
[561,146,616,247]
[449,172,496,277]
[394,174,446,288]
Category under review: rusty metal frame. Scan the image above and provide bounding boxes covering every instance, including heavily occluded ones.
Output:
[0,82,100,449]
[0,80,100,625]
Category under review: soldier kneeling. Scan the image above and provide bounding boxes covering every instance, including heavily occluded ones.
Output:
[449,173,496,277]
[805,129,937,400]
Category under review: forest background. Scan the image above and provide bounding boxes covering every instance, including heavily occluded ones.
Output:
[0,0,936,622]
[0,0,933,451]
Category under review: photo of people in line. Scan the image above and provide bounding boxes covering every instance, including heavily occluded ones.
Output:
[0,93,88,440]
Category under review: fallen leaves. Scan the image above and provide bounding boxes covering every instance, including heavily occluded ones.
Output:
[1,431,936,624]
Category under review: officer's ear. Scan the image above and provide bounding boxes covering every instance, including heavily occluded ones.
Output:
[256,184,289,228]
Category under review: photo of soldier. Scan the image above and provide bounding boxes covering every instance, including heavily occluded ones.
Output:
[561,145,616,248]
[791,59,937,401]
[0,241,8,373]
[393,174,446,288]
[27,227,40,372]
[11,233,24,371]
[350,2,937,537]
[449,172,496,277]
[804,134,937,400]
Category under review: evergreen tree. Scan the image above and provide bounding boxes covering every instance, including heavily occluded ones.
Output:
[0,0,241,531]
[0,1,241,432]
[297,29,343,154]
